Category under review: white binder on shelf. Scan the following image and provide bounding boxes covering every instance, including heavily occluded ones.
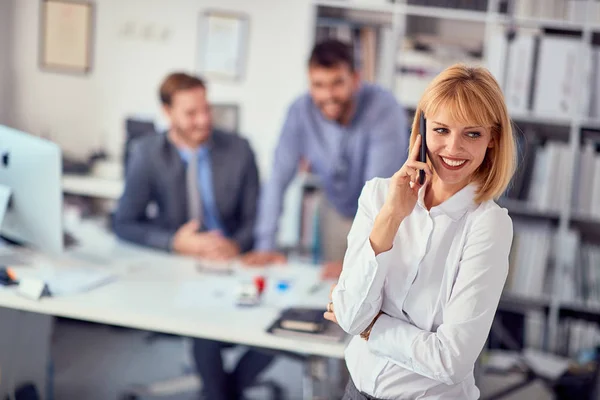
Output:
[504,30,537,114]
[533,36,583,118]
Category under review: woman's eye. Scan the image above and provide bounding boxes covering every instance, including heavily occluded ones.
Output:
[434,128,448,134]
[467,131,482,138]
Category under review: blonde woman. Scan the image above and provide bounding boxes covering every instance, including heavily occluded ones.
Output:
[325,64,517,400]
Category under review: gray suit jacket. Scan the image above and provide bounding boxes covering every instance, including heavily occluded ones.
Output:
[113,130,260,253]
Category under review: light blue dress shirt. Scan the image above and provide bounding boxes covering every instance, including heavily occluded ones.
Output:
[255,83,409,251]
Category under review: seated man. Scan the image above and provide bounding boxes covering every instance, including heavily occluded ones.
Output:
[114,72,272,400]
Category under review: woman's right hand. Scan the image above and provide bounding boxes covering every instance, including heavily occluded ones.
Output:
[382,135,432,220]
[370,135,432,255]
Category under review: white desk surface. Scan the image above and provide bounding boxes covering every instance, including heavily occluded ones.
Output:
[0,222,347,359]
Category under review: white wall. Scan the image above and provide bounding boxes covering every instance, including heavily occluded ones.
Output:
[8,0,315,176]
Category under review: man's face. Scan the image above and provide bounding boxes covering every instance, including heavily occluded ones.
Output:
[308,64,359,122]
[163,87,212,147]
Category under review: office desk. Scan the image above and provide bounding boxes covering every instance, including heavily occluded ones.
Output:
[0,222,347,399]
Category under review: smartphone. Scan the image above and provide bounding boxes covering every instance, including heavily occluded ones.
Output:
[419,112,427,185]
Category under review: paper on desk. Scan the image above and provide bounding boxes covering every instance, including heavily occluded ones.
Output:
[0,184,11,228]
[174,277,236,309]
[13,264,118,296]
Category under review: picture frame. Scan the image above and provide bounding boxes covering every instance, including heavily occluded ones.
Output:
[198,10,249,82]
[39,0,94,74]
[211,104,240,134]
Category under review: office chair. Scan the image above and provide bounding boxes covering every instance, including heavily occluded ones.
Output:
[108,117,156,233]
[122,118,157,176]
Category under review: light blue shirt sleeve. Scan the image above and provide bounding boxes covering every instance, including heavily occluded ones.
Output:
[254,104,302,251]
[364,102,409,181]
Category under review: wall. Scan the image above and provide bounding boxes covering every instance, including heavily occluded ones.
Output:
[8,0,315,176]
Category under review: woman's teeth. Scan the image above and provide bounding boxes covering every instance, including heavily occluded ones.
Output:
[442,157,466,167]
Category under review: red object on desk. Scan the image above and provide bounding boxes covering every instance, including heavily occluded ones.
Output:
[253,276,266,295]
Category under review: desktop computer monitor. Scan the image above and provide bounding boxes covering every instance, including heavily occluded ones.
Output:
[0,125,63,254]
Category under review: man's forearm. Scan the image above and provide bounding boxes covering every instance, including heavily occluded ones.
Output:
[113,220,175,252]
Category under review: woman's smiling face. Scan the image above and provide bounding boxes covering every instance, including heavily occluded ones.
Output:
[426,107,494,191]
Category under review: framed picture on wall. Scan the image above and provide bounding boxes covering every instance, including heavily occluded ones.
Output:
[39,0,94,74]
[211,104,240,134]
[198,10,249,81]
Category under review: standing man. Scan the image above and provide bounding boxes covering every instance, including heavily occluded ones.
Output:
[113,72,272,400]
[243,39,409,278]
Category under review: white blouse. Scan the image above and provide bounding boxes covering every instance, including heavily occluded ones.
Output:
[332,178,513,399]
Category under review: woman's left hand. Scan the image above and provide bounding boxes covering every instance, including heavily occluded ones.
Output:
[324,284,338,324]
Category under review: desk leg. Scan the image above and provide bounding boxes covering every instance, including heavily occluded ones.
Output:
[302,356,340,400]
[302,356,315,400]
[0,308,52,400]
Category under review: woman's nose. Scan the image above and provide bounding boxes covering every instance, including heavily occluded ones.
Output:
[446,134,463,153]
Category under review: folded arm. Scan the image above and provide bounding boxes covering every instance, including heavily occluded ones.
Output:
[331,179,398,335]
[366,208,513,385]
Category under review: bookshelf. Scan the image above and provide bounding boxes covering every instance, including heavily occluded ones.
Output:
[311,0,600,355]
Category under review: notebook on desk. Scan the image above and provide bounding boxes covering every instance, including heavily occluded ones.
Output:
[267,307,346,343]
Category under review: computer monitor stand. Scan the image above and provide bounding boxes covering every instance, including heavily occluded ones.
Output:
[0,191,78,253]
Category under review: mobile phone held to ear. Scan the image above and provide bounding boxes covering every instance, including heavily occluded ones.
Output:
[419,112,427,185]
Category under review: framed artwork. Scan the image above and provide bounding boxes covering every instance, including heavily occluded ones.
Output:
[39,0,94,74]
[211,104,240,134]
[198,10,249,81]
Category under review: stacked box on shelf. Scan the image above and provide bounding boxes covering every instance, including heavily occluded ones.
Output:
[509,0,600,22]
[588,48,600,120]
[405,0,485,10]
[572,139,600,219]
[506,221,555,299]
[527,141,571,212]
[577,244,600,307]
[558,319,600,358]
[525,311,547,350]
[501,28,538,114]
[533,35,583,119]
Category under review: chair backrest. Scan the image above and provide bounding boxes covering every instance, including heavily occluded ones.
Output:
[123,118,156,176]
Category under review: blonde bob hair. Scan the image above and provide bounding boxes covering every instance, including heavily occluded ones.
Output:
[409,64,517,203]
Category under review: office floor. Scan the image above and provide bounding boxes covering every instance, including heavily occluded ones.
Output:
[51,319,554,400]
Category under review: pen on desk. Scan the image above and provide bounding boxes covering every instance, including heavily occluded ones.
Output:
[307,282,324,294]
